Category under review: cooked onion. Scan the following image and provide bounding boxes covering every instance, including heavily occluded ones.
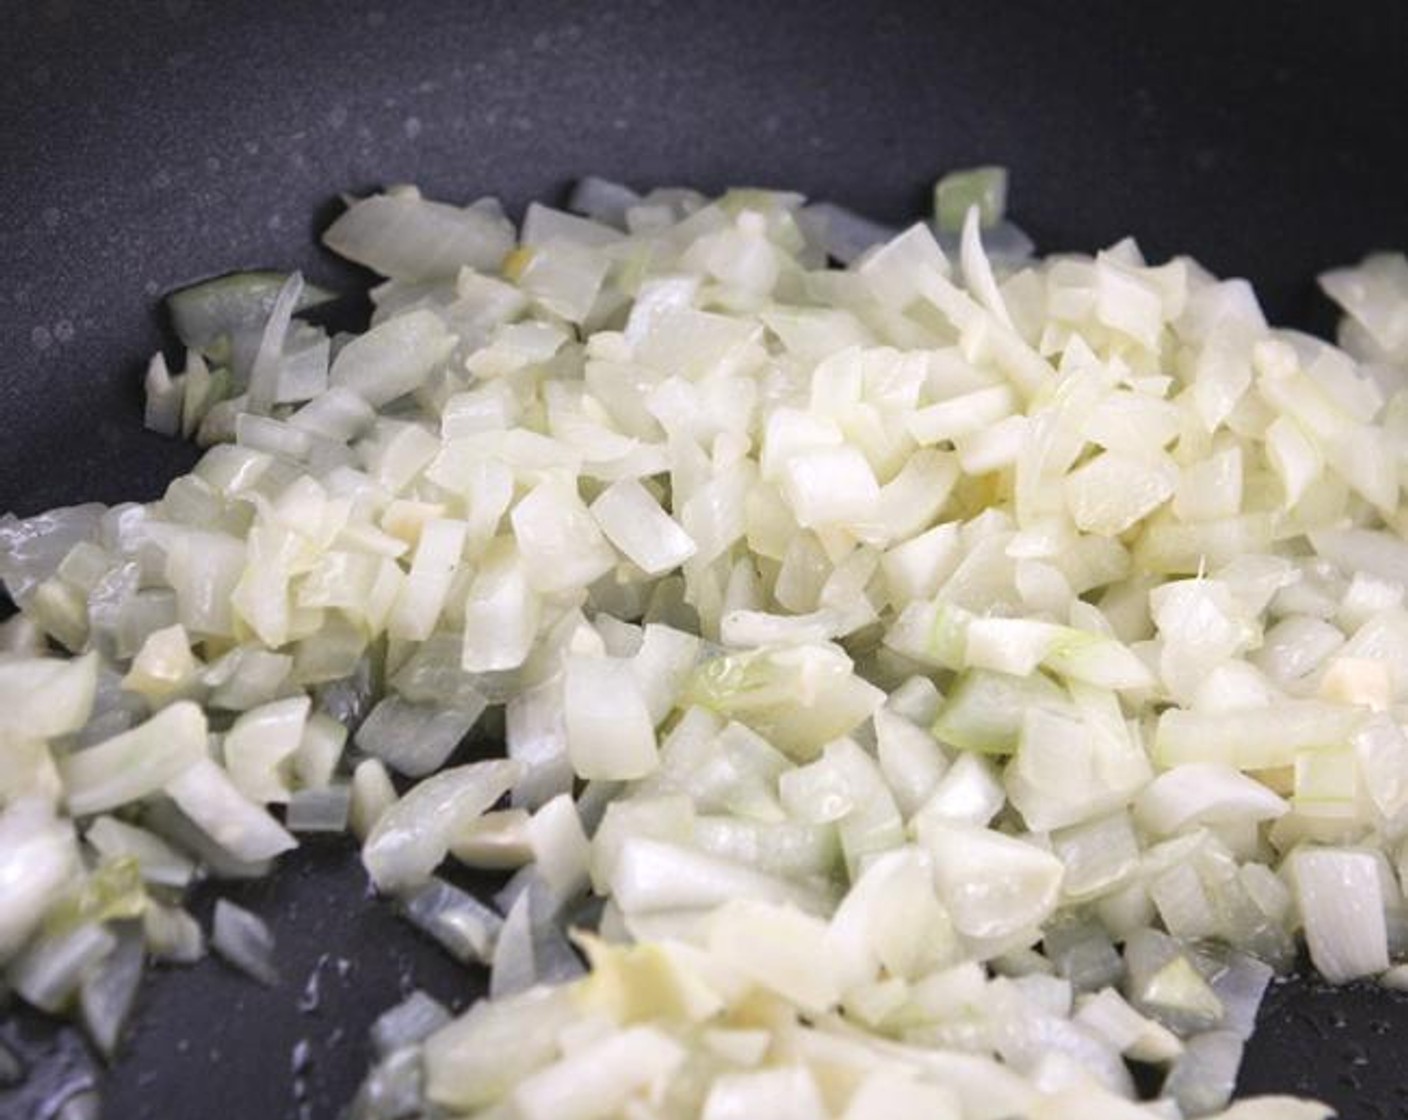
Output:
[8,169,1408,1117]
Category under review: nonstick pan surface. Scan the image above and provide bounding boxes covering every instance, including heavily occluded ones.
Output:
[4,1,1408,1116]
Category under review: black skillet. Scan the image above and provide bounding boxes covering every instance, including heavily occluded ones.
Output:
[4,1,1408,1116]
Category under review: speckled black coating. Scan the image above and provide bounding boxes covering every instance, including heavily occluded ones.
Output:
[3,1,1408,1115]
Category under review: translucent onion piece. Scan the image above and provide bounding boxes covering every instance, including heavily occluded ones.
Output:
[79,923,145,1058]
[324,193,516,281]
[86,815,196,889]
[354,696,482,779]
[369,990,452,1058]
[164,758,299,863]
[286,786,353,834]
[10,922,116,1014]
[0,651,99,739]
[59,701,207,816]
[211,898,278,987]
[0,799,80,960]
[401,877,503,965]
[1163,1031,1244,1118]
[363,760,521,892]
[165,270,333,354]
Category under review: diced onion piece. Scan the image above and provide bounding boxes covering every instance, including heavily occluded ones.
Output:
[564,654,659,780]
[157,527,247,639]
[1074,987,1184,1064]
[164,758,299,862]
[511,478,618,595]
[86,816,196,889]
[510,1025,684,1120]
[349,758,398,841]
[223,696,310,805]
[684,643,884,762]
[286,786,352,834]
[362,760,520,892]
[369,990,452,1058]
[401,877,503,965]
[803,202,898,266]
[165,270,333,353]
[324,194,515,280]
[245,272,304,414]
[609,836,822,916]
[292,712,348,790]
[488,880,583,998]
[423,985,579,1110]
[1319,253,1408,352]
[924,823,1065,940]
[354,696,482,778]
[211,898,278,986]
[590,479,697,575]
[960,206,1015,331]
[461,541,539,673]
[568,176,642,229]
[387,518,468,642]
[1135,764,1289,836]
[1124,930,1225,1034]
[1163,1031,1244,1118]
[330,309,456,407]
[931,669,1066,756]
[526,794,590,902]
[79,925,145,1059]
[828,846,956,986]
[11,923,117,1014]
[122,625,199,706]
[1065,452,1176,536]
[1154,703,1364,770]
[702,1066,828,1120]
[779,446,881,529]
[143,354,184,439]
[142,903,205,963]
[708,899,842,1014]
[0,800,80,961]
[506,679,574,811]
[935,166,1009,232]
[842,1068,961,1120]
[0,651,99,739]
[1286,847,1389,982]
[450,808,534,871]
[61,702,208,816]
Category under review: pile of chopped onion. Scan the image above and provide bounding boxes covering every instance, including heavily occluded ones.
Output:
[6,168,1408,1119]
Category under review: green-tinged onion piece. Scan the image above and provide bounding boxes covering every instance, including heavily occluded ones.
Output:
[934,165,1009,232]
